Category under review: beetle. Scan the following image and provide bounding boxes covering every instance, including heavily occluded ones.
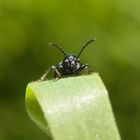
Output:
[39,39,96,81]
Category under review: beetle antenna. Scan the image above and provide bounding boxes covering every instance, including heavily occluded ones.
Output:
[49,43,67,56]
[77,39,96,58]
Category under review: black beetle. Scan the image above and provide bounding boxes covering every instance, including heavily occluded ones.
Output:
[39,39,96,81]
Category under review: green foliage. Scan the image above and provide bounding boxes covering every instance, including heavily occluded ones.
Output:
[26,74,120,140]
[0,0,140,139]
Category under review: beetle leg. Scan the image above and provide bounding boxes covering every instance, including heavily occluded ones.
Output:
[82,64,89,73]
[38,66,61,81]
[52,66,61,80]
[82,64,93,74]
[38,67,51,81]
[83,64,89,73]
[75,64,90,75]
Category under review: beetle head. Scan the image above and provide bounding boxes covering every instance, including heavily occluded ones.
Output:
[63,55,80,70]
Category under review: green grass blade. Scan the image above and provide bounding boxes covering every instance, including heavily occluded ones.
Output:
[26,73,121,140]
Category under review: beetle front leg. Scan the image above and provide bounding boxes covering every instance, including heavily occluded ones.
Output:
[81,64,89,73]
[38,66,61,81]
[38,67,51,81]
[75,64,91,75]
[52,66,61,80]
[82,64,93,74]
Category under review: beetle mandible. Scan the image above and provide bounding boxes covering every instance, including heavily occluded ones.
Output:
[39,39,96,81]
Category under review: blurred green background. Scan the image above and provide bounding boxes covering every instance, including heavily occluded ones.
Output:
[0,0,140,140]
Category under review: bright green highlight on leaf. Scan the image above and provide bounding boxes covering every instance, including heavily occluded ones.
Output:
[26,73,121,140]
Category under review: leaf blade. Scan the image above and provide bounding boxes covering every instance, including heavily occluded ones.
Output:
[26,73,121,140]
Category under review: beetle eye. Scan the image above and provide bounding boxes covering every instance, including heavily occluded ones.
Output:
[65,59,69,63]
[77,58,80,63]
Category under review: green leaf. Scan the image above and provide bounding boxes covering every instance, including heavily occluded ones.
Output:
[26,73,121,140]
